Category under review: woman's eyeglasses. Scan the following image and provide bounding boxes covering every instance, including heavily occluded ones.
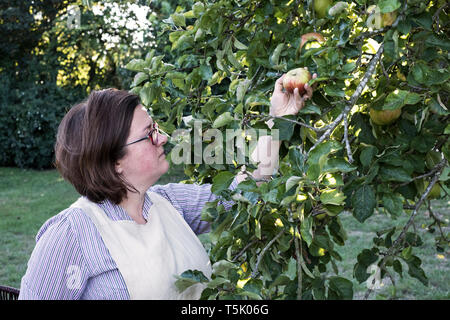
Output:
[123,122,167,147]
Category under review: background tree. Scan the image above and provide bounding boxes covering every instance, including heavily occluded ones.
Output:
[127,0,449,299]
[0,0,155,168]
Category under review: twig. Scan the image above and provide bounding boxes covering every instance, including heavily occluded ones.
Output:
[427,201,448,242]
[364,158,448,300]
[232,238,262,262]
[294,230,303,300]
[433,2,450,33]
[307,43,384,156]
[343,114,354,163]
[396,164,443,188]
[391,160,446,249]
[268,115,324,132]
[251,229,284,278]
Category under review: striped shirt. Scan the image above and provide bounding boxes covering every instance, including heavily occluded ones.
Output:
[18,179,237,300]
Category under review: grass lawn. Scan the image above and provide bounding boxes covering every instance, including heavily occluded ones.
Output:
[0,166,448,299]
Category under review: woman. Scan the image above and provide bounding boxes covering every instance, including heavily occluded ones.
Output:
[18,74,315,300]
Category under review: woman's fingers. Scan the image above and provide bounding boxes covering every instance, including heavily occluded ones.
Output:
[274,74,285,93]
[293,88,305,111]
[303,73,317,100]
[303,84,313,100]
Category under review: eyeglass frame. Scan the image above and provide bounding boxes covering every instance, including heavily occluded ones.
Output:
[123,122,167,147]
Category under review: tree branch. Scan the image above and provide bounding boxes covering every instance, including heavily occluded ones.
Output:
[251,229,284,278]
[294,230,303,300]
[307,43,384,157]
[364,158,448,299]
[433,2,450,33]
[343,114,354,163]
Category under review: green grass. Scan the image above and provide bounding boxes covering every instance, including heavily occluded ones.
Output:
[334,199,450,300]
[1,166,448,299]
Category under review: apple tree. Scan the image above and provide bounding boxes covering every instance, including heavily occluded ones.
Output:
[126,0,449,299]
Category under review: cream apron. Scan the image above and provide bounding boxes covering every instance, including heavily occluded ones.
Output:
[70,191,212,299]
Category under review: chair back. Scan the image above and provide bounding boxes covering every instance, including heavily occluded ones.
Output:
[0,285,20,300]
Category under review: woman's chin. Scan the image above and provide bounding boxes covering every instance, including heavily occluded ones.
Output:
[161,158,170,174]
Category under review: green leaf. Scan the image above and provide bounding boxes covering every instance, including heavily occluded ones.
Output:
[174,269,208,292]
[300,216,314,247]
[324,84,345,98]
[273,117,295,141]
[212,112,234,128]
[322,158,357,173]
[269,43,284,66]
[192,2,205,17]
[352,184,376,223]
[307,140,343,166]
[206,277,229,288]
[328,277,353,300]
[401,246,412,260]
[378,0,401,13]
[233,37,248,50]
[289,148,306,174]
[382,193,403,217]
[357,249,379,266]
[286,175,302,191]
[382,90,422,110]
[212,260,237,278]
[405,256,428,286]
[237,290,262,300]
[171,13,186,27]
[360,145,378,168]
[199,64,213,81]
[379,166,411,182]
[393,260,403,277]
[125,58,146,72]
[306,164,320,181]
[139,83,154,106]
[211,171,235,194]
[236,79,251,103]
[132,72,148,87]
[172,33,193,51]
[320,188,346,206]
[286,257,297,281]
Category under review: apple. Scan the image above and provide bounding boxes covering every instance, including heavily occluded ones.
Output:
[369,108,402,125]
[425,150,441,170]
[427,183,441,199]
[414,179,441,199]
[382,11,397,27]
[282,67,312,94]
[428,184,441,199]
[314,0,333,18]
[367,5,398,28]
[299,32,325,52]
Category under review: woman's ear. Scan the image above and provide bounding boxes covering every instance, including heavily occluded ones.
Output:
[115,160,123,174]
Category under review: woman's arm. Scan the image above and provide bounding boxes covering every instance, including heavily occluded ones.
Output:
[236,73,316,183]
[19,211,90,300]
[149,177,238,234]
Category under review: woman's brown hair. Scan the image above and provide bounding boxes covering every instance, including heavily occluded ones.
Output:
[55,89,140,204]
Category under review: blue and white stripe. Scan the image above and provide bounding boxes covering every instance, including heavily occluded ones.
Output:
[18,179,237,300]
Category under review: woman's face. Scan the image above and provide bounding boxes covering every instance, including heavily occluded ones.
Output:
[116,105,169,191]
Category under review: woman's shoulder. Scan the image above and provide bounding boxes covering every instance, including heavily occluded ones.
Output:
[36,201,98,243]
[34,198,120,277]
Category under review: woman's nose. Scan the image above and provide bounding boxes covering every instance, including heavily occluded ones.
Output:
[158,132,168,146]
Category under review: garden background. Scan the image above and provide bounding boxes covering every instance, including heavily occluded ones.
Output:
[0,0,448,299]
